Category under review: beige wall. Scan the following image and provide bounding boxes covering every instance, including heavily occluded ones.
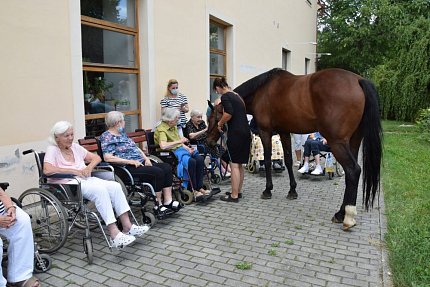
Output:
[0,0,318,197]
[0,0,82,197]
[150,0,318,125]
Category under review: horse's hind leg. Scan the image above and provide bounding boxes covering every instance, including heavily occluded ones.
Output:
[330,140,361,230]
[279,133,297,199]
[259,130,274,199]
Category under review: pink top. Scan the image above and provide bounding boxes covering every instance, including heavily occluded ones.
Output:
[44,143,88,170]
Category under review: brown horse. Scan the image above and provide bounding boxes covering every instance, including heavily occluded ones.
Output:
[207,68,382,230]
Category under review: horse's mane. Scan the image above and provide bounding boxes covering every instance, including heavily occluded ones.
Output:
[233,68,286,99]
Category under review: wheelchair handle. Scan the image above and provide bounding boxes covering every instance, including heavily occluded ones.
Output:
[0,182,9,190]
[23,149,35,155]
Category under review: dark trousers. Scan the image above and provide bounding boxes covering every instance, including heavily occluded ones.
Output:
[187,154,205,190]
[303,139,330,157]
[125,162,173,192]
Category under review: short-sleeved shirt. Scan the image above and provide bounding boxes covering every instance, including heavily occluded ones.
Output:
[154,121,182,151]
[44,143,88,170]
[99,131,144,162]
[160,93,188,127]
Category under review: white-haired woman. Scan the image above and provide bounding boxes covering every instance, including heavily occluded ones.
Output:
[184,109,230,176]
[154,107,209,199]
[99,111,182,213]
[43,121,149,248]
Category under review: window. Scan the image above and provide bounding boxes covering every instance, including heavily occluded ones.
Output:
[305,58,311,74]
[209,19,227,102]
[81,0,140,137]
[282,49,291,71]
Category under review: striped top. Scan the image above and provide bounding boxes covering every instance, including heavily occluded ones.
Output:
[160,93,188,127]
[0,201,5,214]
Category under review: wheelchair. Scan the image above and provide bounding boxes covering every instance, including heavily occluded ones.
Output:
[299,151,345,180]
[21,149,141,264]
[145,130,217,204]
[93,137,171,225]
[194,143,230,185]
[0,182,52,274]
[247,133,286,174]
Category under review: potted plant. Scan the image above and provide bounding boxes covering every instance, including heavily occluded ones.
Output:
[91,77,114,101]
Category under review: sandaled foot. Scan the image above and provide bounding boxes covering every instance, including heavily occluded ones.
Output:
[220,194,238,202]
[7,276,40,287]
[200,189,211,195]
[127,224,150,237]
[111,232,136,248]
[164,200,183,211]
[225,191,243,198]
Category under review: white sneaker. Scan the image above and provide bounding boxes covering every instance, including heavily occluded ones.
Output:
[298,164,309,174]
[111,232,136,248]
[127,224,150,237]
[311,165,323,175]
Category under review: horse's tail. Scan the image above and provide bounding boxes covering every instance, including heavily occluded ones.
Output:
[359,79,383,210]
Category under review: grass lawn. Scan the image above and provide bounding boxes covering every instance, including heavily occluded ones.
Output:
[382,120,430,287]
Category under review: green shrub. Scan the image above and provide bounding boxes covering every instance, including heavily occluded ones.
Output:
[415,108,430,142]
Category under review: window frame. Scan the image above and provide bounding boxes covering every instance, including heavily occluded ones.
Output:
[81,1,141,132]
[209,18,227,101]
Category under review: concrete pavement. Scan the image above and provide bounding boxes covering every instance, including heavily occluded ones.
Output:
[37,169,391,287]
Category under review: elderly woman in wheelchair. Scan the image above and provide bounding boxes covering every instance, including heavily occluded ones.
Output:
[298,132,330,175]
[155,107,210,200]
[99,111,182,215]
[0,185,40,287]
[43,121,148,249]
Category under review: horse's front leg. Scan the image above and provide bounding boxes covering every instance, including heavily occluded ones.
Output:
[279,133,297,199]
[259,130,273,199]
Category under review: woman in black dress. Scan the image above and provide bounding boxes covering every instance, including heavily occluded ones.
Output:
[213,77,251,202]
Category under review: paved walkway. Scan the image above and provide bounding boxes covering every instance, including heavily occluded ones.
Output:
[37,169,391,287]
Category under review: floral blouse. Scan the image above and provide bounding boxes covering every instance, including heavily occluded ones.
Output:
[99,131,144,162]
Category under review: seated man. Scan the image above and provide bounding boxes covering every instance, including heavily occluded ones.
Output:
[298,132,330,175]
[0,185,41,287]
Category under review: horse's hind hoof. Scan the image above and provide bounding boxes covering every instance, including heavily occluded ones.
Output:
[342,223,356,231]
[286,192,298,200]
[331,215,343,224]
[260,192,272,199]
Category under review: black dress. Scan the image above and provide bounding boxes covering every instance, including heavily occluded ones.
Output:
[221,92,251,163]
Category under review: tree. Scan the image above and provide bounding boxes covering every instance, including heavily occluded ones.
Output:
[317,0,430,121]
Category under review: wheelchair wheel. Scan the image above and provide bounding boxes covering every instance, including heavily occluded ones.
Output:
[47,185,99,231]
[210,174,221,184]
[19,188,69,254]
[175,189,193,205]
[114,175,128,197]
[148,154,163,163]
[142,211,156,227]
[335,162,345,177]
[248,161,257,173]
[84,237,93,264]
[34,253,52,273]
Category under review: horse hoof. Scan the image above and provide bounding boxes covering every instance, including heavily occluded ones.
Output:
[286,192,298,200]
[342,223,356,231]
[260,192,272,199]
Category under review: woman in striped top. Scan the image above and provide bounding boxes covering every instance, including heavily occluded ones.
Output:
[0,186,40,287]
[160,79,189,137]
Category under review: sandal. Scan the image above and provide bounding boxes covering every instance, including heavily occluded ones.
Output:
[7,276,40,287]
[200,189,211,195]
[220,194,239,203]
[111,232,136,248]
[127,224,150,237]
[164,200,183,211]
[225,191,243,198]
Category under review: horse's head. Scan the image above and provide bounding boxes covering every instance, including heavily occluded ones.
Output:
[206,100,224,147]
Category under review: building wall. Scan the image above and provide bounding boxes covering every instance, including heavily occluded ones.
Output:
[0,0,318,197]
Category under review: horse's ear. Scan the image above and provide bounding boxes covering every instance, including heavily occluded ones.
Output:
[207,100,214,111]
